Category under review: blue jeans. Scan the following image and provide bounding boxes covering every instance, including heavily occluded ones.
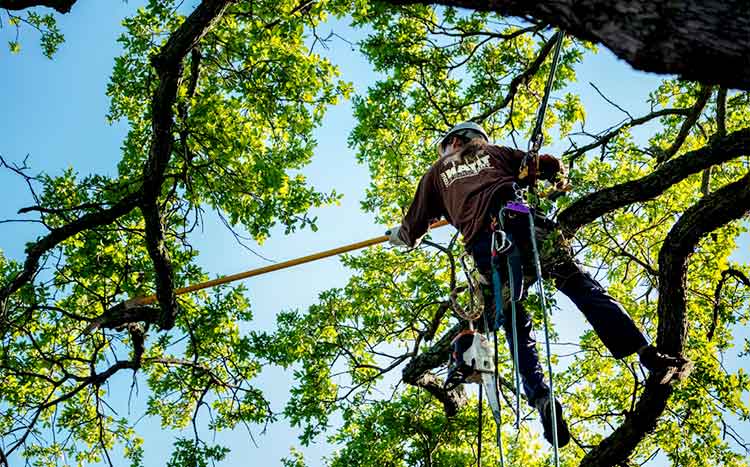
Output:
[468,219,649,405]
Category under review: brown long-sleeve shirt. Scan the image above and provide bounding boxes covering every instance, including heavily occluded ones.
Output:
[399,144,561,246]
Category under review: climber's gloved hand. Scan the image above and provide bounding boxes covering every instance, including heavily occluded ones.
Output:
[386,226,408,247]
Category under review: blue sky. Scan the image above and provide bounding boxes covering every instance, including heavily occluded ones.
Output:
[1,1,748,466]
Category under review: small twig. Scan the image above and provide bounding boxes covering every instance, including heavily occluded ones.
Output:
[708,268,750,341]
[590,82,634,120]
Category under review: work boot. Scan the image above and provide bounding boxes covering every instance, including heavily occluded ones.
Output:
[534,394,570,448]
[639,345,693,384]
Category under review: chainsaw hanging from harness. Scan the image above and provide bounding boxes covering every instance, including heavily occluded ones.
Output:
[443,254,507,467]
[444,329,495,390]
[444,254,501,390]
[444,326,507,467]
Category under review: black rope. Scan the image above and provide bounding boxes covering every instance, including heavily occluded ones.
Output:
[520,30,566,192]
[530,31,565,152]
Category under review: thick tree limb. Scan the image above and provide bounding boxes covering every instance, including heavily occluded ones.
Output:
[580,171,750,466]
[409,371,467,417]
[141,0,236,330]
[385,0,750,90]
[657,172,750,355]
[0,0,75,13]
[87,303,159,332]
[0,1,236,332]
[403,321,466,415]
[558,127,750,235]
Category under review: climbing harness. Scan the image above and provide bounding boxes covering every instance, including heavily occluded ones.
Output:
[477,30,567,467]
[487,189,563,466]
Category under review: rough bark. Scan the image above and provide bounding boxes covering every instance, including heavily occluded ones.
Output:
[386,0,750,90]
[558,127,750,235]
[87,303,159,332]
[0,0,76,13]
[656,172,750,354]
[140,0,236,330]
[580,171,750,466]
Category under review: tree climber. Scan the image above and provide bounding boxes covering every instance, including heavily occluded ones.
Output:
[387,121,692,448]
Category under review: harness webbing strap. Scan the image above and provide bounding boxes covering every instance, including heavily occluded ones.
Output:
[493,330,505,467]
[482,300,505,467]
[506,257,522,429]
[491,263,504,331]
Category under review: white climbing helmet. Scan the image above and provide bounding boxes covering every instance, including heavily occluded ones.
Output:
[437,121,489,156]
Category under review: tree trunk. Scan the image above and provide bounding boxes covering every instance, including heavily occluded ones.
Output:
[386,0,750,90]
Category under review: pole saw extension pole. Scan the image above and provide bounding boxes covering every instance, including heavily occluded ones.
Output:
[125,219,450,307]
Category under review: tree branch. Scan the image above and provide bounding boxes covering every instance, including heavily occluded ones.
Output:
[0,0,76,13]
[708,268,750,341]
[580,171,750,466]
[702,87,728,195]
[140,0,236,330]
[384,0,750,90]
[0,192,141,320]
[657,173,750,354]
[472,31,561,123]
[402,321,467,416]
[558,127,750,236]
[87,302,159,332]
[657,85,714,164]
[564,107,692,163]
